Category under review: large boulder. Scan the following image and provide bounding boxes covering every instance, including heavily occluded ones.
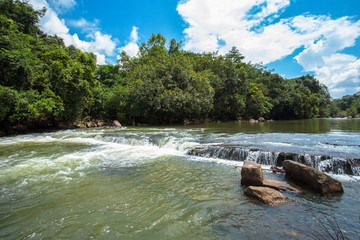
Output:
[244,186,291,206]
[241,161,263,186]
[282,160,343,195]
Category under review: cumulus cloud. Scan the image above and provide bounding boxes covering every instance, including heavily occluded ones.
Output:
[177,0,360,97]
[118,26,140,57]
[28,0,116,65]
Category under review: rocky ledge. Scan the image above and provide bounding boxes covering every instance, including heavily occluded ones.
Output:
[241,159,343,206]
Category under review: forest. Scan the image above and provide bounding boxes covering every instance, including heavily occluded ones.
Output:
[0,0,358,134]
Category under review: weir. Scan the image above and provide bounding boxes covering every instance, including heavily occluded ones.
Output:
[187,145,360,176]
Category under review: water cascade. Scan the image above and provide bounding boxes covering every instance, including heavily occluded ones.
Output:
[187,145,360,175]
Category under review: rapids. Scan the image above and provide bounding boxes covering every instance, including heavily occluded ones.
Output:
[0,119,360,239]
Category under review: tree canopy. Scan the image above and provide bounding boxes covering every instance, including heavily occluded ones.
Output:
[0,0,338,133]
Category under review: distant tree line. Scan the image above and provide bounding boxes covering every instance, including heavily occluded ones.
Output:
[1,0,339,133]
[331,92,360,117]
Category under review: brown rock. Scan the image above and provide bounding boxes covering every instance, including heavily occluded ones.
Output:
[282,160,343,195]
[74,122,86,128]
[244,186,291,206]
[258,117,265,122]
[96,121,107,127]
[241,161,263,186]
[86,121,97,128]
[112,120,122,127]
[262,178,303,194]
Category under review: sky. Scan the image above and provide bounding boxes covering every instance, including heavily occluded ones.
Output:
[28,0,360,98]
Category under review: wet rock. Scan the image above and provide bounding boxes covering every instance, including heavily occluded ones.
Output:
[249,118,258,123]
[241,161,263,186]
[258,117,265,122]
[262,178,303,194]
[112,120,122,127]
[244,186,291,206]
[283,160,344,195]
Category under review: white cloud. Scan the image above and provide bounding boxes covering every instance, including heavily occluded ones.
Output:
[118,26,140,57]
[67,18,100,33]
[177,0,360,97]
[48,0,76,12]
[28,0,116,65]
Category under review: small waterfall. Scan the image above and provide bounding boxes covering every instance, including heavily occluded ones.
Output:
[187,145,360,176]
[187,146,279,166]
[95,134,152,146]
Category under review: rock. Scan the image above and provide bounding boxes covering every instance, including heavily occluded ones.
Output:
[241,161,263,186]
[112,120,122,127]
[249,118,258,123]
[244,186,291,206]
[0,131,5,137]
[74,122,86,128]
[73,120,83,128]
[258,117,265,122]
[96,121,107,127]
[262,178,303,194]
[282,160,344,195]
[86,121,97,128]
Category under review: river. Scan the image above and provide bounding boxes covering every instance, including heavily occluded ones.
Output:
[0,119,359,239]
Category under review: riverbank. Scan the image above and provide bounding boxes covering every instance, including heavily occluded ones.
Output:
[0,119,122,137]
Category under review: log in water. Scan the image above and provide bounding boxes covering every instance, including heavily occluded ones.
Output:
[0,119,359,239]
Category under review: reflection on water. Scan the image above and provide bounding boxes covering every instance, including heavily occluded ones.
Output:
[0,119,360,239]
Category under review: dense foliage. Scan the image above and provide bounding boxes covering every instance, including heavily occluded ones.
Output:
[0,0,96,130]
[0,0,335,133]
[332,92,360,117]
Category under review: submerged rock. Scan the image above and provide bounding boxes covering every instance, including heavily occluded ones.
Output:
[241,161,263,186]
[244,186,291,206]
[282,160,343,195]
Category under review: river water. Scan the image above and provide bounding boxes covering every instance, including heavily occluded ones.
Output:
[1,119,360,239]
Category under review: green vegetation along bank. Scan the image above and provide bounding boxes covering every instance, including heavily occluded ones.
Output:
[1,0,358,135]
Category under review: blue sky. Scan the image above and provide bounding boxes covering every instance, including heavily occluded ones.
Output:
[29,0,360,98]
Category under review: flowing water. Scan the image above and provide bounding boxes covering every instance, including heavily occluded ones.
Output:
[1,119,360,239]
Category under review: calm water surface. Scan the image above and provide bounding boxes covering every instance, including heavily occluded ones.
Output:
[0,119,360,239]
